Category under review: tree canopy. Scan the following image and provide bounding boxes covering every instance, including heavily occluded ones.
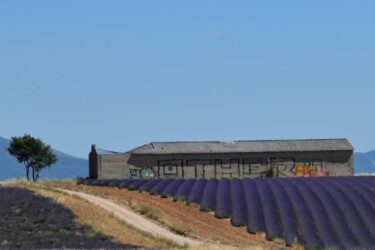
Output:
[7,134,57,181]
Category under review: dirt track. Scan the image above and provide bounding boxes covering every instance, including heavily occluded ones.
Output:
[58,188,208,248]
[59,185,291,249]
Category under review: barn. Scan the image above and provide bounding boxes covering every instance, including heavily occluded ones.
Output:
[89,138,354,180]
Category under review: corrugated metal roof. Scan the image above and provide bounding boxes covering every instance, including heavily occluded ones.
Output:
[128,138,354,155]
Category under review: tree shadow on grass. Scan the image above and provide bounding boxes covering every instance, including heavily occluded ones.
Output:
[0,187,145,249]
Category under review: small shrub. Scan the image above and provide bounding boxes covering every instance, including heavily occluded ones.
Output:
[167,221,192,236]
[89,179,100,186]
[127,198,161,220]
[108,180,121,187]
[139,204,161,220]
[83,179,95,185]
[128,180,148,191]
[76,178,85,185]
[98,179,110,186]
[118,180,133,188]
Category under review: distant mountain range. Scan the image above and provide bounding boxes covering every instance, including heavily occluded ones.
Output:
[354,151,375,174]
[0,136,374,181]
[0,136,88,181]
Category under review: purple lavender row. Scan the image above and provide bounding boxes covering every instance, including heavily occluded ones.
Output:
[161,179,185,198]
[331,178,375,243]
[173,179,196,202]
[302,178,358,249]
[318,180,372,246]
[138,179,161,192]
[348,177,375,210]
[0,187,131,249]
[187,178,207,205]
[230,178,247,227]
[267,178,301,246]
[82,179,98,185]
[324,178,375,247]
[291,178,339,248]
[128,179,149,190]
[150,179,175,195]
[242,178,265,233]
[277,178,322,249]
[98,179,112,186]
[118,180,133,188]
[108,179,122,187]
[351,176,375,195]
[200,179,218,212]
[316,178,374,247]
[215,178,231,218]
[253,178,282,240]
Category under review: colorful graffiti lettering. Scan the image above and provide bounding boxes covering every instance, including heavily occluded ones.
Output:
[295,165,329,177]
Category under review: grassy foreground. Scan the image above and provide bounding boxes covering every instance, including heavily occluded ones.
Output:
[0,179,185,249]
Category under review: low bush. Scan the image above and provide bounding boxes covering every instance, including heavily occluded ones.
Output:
[127,198,161,220]
[108,180,121,187]
[167,221,192,236]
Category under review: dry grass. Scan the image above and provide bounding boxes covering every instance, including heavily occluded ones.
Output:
[3,179,182,249]
[4,179,295,249]
[167,221,193,236]
[127,198,162,220]
[66,184,290,249]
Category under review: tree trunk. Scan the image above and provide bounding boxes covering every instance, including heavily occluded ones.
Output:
[32,167,36,182]
[35,170,40,182]
[26,166,30,181]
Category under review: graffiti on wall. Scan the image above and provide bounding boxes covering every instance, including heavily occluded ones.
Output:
[295,165,330,177]
[128,168,155,179]
[128,169,140,179]
[243,157,330,178]
[243,157,296,177]
[132,158,330,179]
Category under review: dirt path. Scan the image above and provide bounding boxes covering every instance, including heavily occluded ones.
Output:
[59,184,292,249]
[57,188,208,248]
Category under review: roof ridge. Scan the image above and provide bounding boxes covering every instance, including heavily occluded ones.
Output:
[149,138,349,144]
[126,138,353,155]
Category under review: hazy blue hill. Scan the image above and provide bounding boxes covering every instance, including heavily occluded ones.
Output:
[0,136,88,181]
[354,151,375,174]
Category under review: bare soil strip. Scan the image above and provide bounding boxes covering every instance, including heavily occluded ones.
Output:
[57,188,208,248]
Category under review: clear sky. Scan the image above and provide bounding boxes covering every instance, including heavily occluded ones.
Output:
[1,1,374,158]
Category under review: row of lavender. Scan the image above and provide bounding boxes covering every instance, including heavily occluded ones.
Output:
[79,176,375,249]
[0,187,138,249]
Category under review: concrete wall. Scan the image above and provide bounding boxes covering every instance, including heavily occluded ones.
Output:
[91,149,354,179]
[96,153,131,179]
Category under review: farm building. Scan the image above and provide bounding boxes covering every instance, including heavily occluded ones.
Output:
[89,138,354,180]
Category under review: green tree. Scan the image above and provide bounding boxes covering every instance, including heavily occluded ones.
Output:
[7,134,57,181]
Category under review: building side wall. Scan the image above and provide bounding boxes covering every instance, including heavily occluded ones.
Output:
[123,151,353,179]
[97,153,134,179]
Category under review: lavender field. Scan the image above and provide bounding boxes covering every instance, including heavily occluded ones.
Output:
[0,186,141,249]
[81,176,375,249]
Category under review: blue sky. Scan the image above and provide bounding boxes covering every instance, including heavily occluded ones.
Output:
[1,1,374,158]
